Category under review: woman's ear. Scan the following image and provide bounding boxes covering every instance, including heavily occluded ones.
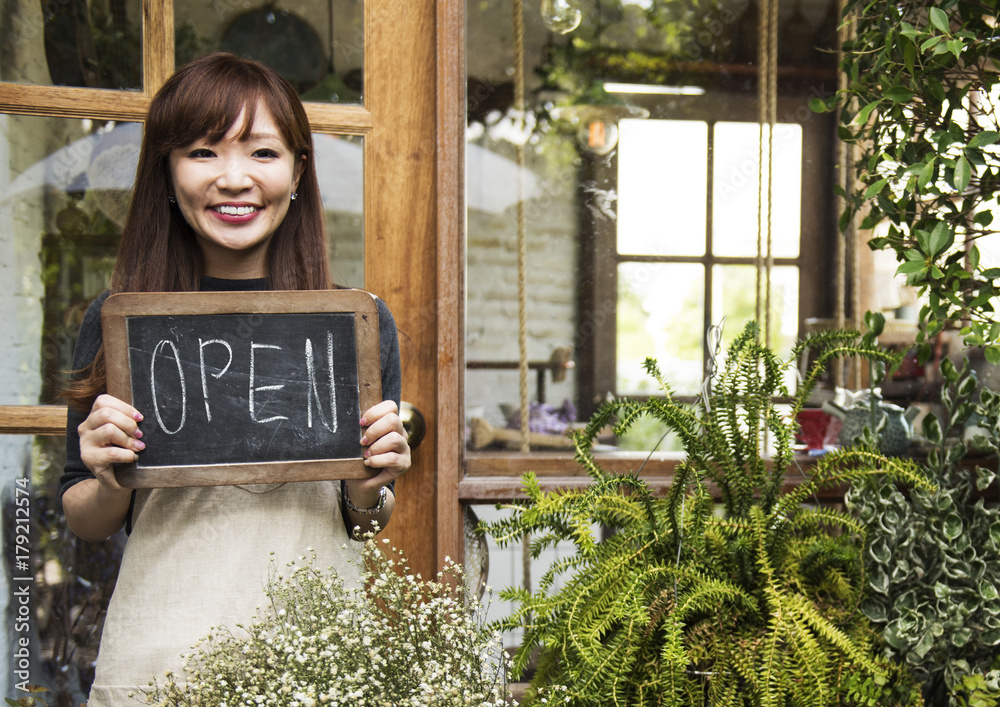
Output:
[292,154,306,193]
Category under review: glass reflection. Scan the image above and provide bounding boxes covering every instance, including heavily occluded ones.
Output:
[0,113,130,705]
[1,0,142,89]
[316,133,365,288]
[466,0,839,453]
[174,0,364,104]
[618,262,705,396]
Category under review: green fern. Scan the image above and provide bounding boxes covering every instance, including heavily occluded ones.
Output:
[482,320,933,706]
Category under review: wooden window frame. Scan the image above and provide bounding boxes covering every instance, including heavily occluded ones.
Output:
[0,0,375,438]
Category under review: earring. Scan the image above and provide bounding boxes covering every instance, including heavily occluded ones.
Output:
[290,192,298,201]
[167,195,176,204]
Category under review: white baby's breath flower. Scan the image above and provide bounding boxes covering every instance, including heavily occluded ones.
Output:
[142,540,509,706]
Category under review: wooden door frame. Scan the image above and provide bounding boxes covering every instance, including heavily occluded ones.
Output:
[363,0,466,578]
[0,0,468,581]
[433,0,467,574]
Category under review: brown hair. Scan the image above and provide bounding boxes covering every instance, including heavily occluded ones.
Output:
[65,52,330,409]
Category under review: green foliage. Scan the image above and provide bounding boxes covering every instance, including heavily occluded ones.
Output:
[482,321,932,706]
[825,0,1000,361]
[954,663,1000,707]
[846,357,1000,706]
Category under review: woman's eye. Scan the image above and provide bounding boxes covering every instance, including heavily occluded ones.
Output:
[253,148,279,159]
[189,148,215,158]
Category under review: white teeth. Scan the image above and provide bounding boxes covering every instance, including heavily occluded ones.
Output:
[215,205,257,216]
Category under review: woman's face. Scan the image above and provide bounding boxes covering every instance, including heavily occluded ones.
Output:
[168,101,303,279]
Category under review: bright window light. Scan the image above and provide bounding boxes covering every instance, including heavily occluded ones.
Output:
[604,82,705,96]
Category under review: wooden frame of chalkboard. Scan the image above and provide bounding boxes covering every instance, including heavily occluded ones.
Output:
[102,290,382,488]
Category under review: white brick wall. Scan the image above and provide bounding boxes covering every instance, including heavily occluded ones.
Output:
[465,137,580,428]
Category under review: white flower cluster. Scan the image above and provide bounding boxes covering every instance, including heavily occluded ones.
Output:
[143,539,513,707]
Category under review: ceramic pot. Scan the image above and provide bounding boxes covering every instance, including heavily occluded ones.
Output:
[821,400,919,456]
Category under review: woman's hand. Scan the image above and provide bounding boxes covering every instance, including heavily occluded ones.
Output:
[64,394,142,541]
[78,394,145,491]
[359,399,411,482]
[343,400,410,535]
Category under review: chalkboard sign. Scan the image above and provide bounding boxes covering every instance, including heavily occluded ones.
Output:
[102,290,382,488]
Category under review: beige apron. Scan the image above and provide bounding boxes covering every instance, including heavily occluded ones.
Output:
[87,481,361,706]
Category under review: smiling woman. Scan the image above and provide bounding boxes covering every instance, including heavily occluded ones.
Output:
[167,102,304,278]
[55,52,411,707]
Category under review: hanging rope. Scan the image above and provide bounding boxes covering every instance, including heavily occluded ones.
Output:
[834,0,847,389]
[755,0,778,348]
[512,0,530,452]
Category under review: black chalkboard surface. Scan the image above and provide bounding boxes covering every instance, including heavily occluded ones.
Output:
[102,290,382,488]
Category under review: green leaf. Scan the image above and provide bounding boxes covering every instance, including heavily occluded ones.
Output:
[918,159,936,188]
[925,221,952,257]
[941,357,959,382]
[809,97,827,114]
[929,7,951,34]
[986,347,1000,365]
[958,374,978,397]
[864,177,889,198]
[943,512,963,540]
[974,210,994,227]
[896,260,927,275]
[970,131,1000,148]
[922,416,942,445]
[886,86,916,103]
[981,580,999,602]
[955,155,972,192]
[865,310,886,336]
[855,100,882,126]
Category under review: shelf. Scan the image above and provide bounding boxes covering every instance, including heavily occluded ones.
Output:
[460,450,847,504]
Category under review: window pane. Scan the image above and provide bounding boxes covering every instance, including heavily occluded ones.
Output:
[2,114,129,700]
[1,0,142,89]
[316,133,364,288]
[174,1,363,104]
[618,262,705,396]
[712,122,802,258]
[712,264,800,366]
[618,119,708,257]
[2,115,133,402]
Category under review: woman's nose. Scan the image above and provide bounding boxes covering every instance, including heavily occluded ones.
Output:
[217,158,253,192]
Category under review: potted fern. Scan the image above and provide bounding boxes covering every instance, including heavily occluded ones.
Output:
[482,321,933,706]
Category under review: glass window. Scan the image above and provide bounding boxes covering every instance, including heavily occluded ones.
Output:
[713,122,802,259]
[174,0,364,104]
[465,0,835,447]
[315,133,365,287]
[617,262,704,395]
[617,120,707,257]
[1,112,133,701]
[1,0,142,89]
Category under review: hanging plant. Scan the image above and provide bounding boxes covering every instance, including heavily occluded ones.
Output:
[814,0,1000,361]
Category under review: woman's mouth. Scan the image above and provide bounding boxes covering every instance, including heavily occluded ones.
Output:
[212,204,260,223]
[214,204,259,216]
